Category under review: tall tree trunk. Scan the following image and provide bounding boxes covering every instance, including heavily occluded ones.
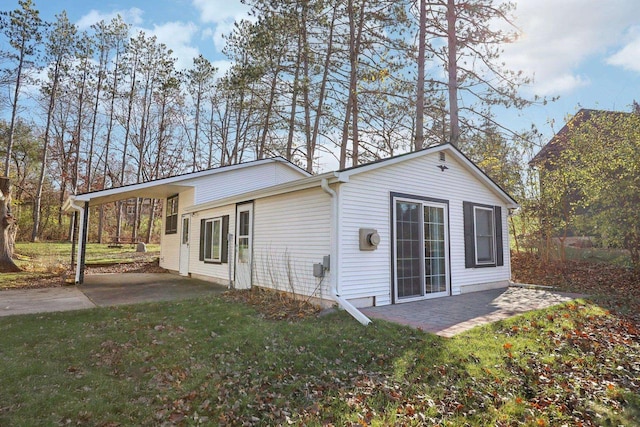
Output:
[340,0,367,168]
[310,4,337,165]
[258,70,280,160]
[192,92,201,172]
[339,99,353,169]
[116,62,137,242]
[72,59,89,196]
[145,198,156,244]
[207,97,216,168]
[301,9,313,173]
[446,0,460,146]
[98,45,122,243]
[87,48,107,193]
[285,36,302,162]
[350,0,367,167]
[33,63,61,242]
[0,177,20,272]
[414,0,427,151]
[4,37,26,177]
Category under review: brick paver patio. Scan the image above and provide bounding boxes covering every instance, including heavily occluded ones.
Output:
[360,286,584,337]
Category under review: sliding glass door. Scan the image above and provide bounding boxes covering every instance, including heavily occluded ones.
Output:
[394,197,449,302]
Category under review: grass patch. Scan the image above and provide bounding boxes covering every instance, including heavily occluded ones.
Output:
[14,241,161,266]
[3,242,161,289]
[0,295,638,425]
[563,246,632,268]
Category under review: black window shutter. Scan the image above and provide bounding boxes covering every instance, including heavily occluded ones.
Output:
[494,206,504,266]
[221,215,229,263]
[463,201,475,268]
[199,219,206,261]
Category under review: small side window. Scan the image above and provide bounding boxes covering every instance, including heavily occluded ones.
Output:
[165,195,178,234]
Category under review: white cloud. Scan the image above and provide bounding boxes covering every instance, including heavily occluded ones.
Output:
[535,74,591,96]
[79,8,201,71]
[141,21,200,70]
[76,8,144,30]
[501,0,640,96]
[192,0,250,24]
[607,26,640,72]
[192,0,251,52]
[211,59,232,76]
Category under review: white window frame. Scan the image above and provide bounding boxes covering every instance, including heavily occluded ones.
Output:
[203,217,223,263]
[473,206,496,265]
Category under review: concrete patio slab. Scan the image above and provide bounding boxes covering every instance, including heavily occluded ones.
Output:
[0,287,96,317]
[360,286,584,337]
[79,273,227,307]
[0,273,228,317]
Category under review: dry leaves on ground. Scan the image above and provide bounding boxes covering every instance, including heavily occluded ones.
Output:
[511,252,640,321]
[220,287,322,321]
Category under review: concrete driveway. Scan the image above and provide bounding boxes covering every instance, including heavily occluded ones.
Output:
[0,273,227,317]
[0,287,96,317]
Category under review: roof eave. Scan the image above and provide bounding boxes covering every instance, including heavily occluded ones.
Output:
[185,172,342,213]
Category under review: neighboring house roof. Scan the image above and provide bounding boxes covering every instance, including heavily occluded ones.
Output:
[186,143,519,213]
[62,157,310,210]
[530,108,630,166]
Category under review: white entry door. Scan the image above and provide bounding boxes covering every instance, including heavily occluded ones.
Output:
[179,214,190,276]
[235,203,253,289]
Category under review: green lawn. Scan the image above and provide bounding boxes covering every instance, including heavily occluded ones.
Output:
[1,295,638,426]
[563,245,632,267]
[14,241,161,266]
[3,242,161,289]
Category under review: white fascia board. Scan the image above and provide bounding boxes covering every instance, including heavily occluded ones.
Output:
[70,182,193,208]
[337,143,518,209]
[185,172,342,213]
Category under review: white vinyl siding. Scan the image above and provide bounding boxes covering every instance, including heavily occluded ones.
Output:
[160,188,194,272]
[252,188,332,300]
[192,162,306,204]
[160,162,304,274]
[339,153,511,306]
[188,205,236,284]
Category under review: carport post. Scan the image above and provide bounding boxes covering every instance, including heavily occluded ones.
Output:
[75,201,89,284]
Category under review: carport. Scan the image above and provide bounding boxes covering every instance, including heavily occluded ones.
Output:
[62,177,199,285]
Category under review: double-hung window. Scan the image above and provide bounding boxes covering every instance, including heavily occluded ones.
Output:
[463,202,504,268]
[474,206,495,264]
[203,218,222,263]
[199,215,229,264]
[165,195,178,234]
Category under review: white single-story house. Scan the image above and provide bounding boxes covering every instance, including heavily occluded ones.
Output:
[63,143,518,325]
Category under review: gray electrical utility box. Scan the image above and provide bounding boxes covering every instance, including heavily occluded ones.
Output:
[313,263,325,278]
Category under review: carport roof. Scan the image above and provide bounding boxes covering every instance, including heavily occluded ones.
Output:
[62,157,309,210]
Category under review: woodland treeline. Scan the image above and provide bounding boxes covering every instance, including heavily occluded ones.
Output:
[1,0,542,248]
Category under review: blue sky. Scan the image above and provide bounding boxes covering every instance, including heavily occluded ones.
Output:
[11,0,640,148]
